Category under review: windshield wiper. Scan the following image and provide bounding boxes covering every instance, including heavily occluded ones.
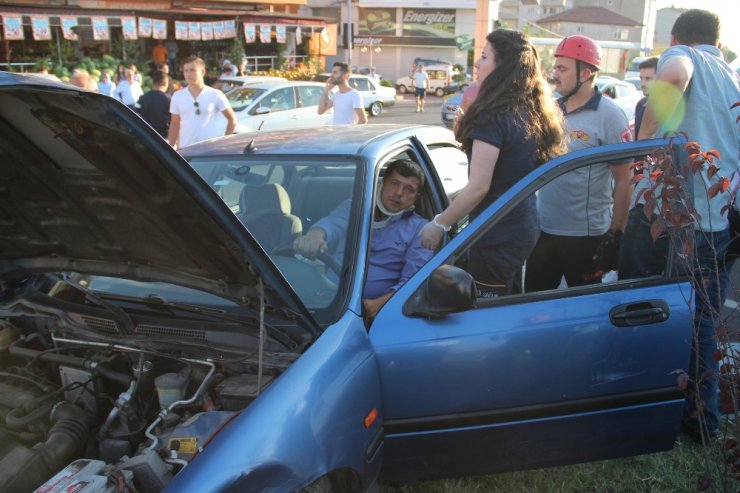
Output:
[102,292,298,350]
[57,274,135,335]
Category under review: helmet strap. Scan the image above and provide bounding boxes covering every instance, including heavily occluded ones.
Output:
[560,59,583,101]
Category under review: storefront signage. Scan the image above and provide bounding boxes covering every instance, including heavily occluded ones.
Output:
[175,20,188,40]
[353,37,382,46]
[188,21,200,40]
[401,9,455,38]
[91,17,109,41]
[31,15,51,41]
[276,24,286,44]
[61,16,78,40]
[2,14,24,40]
[138,17,152,37]
[152,19,167,40]
[359,8,396,36]
[244,23,256,43]
[260,24,271,43]
[201,22,213,41]
[121,17,137,40]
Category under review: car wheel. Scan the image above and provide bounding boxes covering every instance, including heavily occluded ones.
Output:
[369,101,383,117]
[397,85,407,94]
[435,87,445,97]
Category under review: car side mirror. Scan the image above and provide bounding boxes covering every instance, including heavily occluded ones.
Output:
[255,107,271,115]
[403,265,476,318]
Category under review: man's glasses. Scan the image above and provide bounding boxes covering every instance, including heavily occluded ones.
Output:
[194,101,200,115]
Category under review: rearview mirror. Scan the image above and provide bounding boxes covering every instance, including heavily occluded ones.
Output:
[403,265,476,318]
[254,107,271,115]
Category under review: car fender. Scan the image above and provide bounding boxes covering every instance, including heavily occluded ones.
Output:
[163,310,384,492]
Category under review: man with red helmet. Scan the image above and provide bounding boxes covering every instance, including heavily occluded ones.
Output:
[525,35,633,292]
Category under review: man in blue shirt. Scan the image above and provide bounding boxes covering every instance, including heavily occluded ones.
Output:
[621,9,740,443]
[293,159,433,319]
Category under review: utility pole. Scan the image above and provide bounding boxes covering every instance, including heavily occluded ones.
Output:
[347,0,353,66]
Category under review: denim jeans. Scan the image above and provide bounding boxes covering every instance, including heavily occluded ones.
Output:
[619,205,732,435]
[685,227,731,435]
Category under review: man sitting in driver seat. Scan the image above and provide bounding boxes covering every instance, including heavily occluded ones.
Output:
[293,159,434,319]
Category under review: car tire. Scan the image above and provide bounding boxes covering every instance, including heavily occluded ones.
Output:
[369,101,383,117]
[435,87,445,97]
[397,85,407,94]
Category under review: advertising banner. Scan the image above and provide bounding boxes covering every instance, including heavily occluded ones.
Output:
[188,21,200,40]
[260,24,271,43]
[31,15,51,41]
[276,24,286,44]
[92,17,109,41]
[152,19,167,40]
[401,9,455,38]
[224,20,236,39]
[60,16,78,40]
[2,14,24,40]
[138,17,152,37]
[212,21,225,40]
[200,22,213,41]
[121,17,137,40]
[244,23,255,43]
[175,21,188,40]
[308,24,337,56]
[295,26,302,45]
[359,8,396,36]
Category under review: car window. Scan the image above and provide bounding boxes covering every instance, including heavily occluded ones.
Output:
[353,78,371,91]
[212,80,239,93]
[226,87,266,112]
[297,86,323,107]
[188,157,362,315]
[426,145,468,198]
[442,148,675,304]
[261,87,296,112]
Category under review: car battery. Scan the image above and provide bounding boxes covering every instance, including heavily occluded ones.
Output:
[34,459,133,493]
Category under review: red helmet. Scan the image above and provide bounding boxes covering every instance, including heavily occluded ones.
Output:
[554,35,601,70]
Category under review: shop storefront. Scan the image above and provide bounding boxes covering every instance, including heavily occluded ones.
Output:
[0,3,327,77]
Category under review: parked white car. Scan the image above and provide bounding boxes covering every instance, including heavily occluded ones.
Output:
[395,64,454,97]
[212,76,287,95]
[221,80,332,133]
[314,74,397,116]
[595,76,642,126]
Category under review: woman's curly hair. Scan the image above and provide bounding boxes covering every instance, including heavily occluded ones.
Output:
[455,29,565,164]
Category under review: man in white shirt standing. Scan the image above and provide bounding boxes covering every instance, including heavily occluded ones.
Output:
[168,55,237,150]
[318,62,367,125]
[114,69,142,109]
[411,64,429,113]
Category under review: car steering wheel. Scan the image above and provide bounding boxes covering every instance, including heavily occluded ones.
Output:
[271,244,343,277]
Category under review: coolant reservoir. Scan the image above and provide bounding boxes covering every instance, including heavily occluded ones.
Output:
[154,367,191,409]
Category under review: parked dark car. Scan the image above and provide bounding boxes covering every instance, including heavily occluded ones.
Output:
[440,91,463,129]
[0,72,692,492]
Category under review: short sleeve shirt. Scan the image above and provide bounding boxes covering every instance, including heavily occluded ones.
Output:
[538,90,632,236]
[412,71,429,89]
[468,110,540,245]
[170,85,229,148]
[331,89,364,125]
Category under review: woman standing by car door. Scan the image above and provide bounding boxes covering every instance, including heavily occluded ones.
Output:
[420,29,564,296]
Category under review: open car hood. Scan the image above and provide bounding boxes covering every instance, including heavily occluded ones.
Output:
[0,72,318,336]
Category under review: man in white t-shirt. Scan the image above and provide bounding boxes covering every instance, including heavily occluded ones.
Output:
[411,64,429,113]
[114,69,143,108]
[318,62,367,125]
[168,55,237,149]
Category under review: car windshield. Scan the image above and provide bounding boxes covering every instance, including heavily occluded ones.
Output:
[190,156,362,317]
[212,79,240,94]
[226,87,267,112]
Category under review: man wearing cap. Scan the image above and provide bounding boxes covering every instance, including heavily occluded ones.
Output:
[525,35,633,292]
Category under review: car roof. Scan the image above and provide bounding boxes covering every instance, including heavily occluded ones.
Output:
[182,124,454,158]
[218,75,286,83]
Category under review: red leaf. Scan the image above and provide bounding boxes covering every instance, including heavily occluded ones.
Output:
[713,349,726,361]
[631,160,644,171]
[732,101,740,110]
[650,170,662,180]
[650,216,666,242]
[630,173,645,184]
[685,142,701,153]
[707,182,722,198]
[721,204,731,216]
[705,149,721,160]
[634,188,647,204]
[707,164,719,180]
[691,158,704,174]
[683,237,695,256]
[724,438,738,450]
[721,177,730,192]
[644,200,655,221]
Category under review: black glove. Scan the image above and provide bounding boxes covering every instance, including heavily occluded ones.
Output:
[593,229,622,272]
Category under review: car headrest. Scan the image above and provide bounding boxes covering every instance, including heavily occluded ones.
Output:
[240,183,292,218]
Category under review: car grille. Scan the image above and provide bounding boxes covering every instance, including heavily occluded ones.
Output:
[135,324,207,341]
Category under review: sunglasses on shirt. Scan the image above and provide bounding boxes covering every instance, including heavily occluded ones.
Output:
[194,101,200,115]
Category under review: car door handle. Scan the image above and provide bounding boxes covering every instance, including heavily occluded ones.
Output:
[609,300,670,327]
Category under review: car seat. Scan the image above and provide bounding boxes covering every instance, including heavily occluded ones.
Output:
[239,183,302,253]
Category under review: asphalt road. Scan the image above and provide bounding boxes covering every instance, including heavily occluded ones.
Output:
[370,96,740,336]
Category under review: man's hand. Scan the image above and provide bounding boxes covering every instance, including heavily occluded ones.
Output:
[420,217,447,250]
[293,229,328,259]
[593,229,622,272]
[363,291,394,322]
